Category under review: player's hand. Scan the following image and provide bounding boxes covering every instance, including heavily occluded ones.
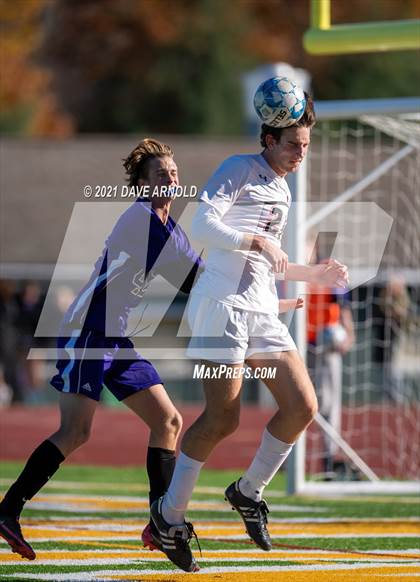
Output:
[312,259,349,288]
[248,235,288,274]
[337,337,353,355]
[278,297,304,313]
[262,240,288,274]
[295,297,304,310]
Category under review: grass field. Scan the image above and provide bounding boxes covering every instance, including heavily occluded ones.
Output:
[0,461,419,581]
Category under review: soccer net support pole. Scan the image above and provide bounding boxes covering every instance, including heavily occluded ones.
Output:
[314,413,379,482]
[286,157,308,496]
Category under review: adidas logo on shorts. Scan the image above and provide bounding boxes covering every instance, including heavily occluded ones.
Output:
[81,383,92,392]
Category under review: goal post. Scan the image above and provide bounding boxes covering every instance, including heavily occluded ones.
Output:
[304,0,420,55]
[287,96,420,495]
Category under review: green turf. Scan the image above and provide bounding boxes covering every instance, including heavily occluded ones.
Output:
[0,461,419,581]
[24,536,420,552]
[0,461,249,489]
[1,461,419,520]
[13,502,419,520]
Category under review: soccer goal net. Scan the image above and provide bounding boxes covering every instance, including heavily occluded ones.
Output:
[288,97,420,495]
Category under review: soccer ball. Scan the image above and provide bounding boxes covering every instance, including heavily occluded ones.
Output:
[253,77,306,128]
[321,324,348,350]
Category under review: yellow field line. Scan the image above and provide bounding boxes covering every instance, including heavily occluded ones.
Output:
[21,521,420,540]
[201,523,420,536]
[67,539,140,550]
[107,565,420,581]
[1,549,419,563]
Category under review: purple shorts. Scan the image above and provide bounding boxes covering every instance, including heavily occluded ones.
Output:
[50,330,162,402]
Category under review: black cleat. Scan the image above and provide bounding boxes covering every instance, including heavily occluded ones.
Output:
[224,480,272,551]
[0,515,36,560]
[150,497,200,572]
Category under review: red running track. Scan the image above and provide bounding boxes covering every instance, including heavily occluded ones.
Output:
[1,405,418,476]
[0,405,273,470]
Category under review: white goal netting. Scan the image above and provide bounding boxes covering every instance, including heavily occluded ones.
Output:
[299,109,420,490]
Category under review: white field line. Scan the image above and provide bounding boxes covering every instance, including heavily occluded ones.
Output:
[1,479,419,504]
[27,504,328,514]
[24,524,141,532]
[26,494,329,513]
[20,520,420,532]
[0,479,287,498]
[27,505,333,515]
[4,561,420,580]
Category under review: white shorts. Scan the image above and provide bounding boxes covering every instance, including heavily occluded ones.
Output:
[186,294,296,364]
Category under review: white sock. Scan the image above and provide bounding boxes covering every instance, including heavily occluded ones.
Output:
[238,428,294,502]
[161,451,204,525]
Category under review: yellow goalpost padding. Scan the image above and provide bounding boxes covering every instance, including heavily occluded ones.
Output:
[304,0,420,55]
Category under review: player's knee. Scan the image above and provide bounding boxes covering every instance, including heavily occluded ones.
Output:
[60,424,91,451]
[73,425,91,449]
[172,409,183,436]
[163,409,183,439]
[152,409,183,442]
[298,393,318,426]
[207,409,239,440]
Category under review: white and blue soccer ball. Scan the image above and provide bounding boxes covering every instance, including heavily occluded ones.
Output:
[322,324,348,350]
[253,76,306,128]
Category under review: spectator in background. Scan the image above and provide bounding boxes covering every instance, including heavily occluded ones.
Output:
[373,275,410,403]
[53,286,76,317]
[0,280,21,403]
[15,281,47,403]
[307,273,354,478]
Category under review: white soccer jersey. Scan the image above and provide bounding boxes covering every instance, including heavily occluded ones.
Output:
[191,154,291,314]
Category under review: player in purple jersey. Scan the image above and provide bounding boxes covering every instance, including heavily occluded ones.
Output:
[0,139,203,561]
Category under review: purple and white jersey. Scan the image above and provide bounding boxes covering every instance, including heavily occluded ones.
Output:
[62,201,203,337]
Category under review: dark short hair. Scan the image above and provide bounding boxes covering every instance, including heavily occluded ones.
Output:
[123,138,174,187]
[260,92,316,148]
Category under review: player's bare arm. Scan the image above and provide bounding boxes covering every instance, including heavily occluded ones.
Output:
[285,259,349,287]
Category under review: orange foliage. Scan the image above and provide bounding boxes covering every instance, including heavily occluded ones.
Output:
[0,0,418,136]
[0,0,73,136]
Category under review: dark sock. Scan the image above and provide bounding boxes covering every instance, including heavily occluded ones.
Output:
[0,440,65,517]
[146,447,176,507]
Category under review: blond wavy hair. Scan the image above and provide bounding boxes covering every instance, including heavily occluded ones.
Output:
[123,138,174,187]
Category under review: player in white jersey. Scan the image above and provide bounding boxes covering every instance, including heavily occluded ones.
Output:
[150,95,349,572]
